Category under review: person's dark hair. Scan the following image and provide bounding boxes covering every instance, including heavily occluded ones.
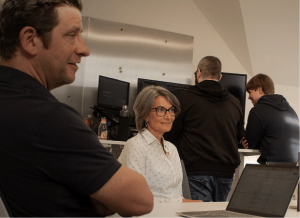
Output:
[246,73,275,95]
[0,0,82,59]
[197,56,222,80]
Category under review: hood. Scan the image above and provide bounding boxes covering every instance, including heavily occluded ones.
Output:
[187,80,229,103]
[257,95,289,111]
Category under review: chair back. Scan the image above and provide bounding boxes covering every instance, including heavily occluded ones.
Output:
[297,152,300,212]
[180,159,191,199]
[0,187,12,217]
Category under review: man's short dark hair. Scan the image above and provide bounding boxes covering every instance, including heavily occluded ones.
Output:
[246,73,275,95]
[0,0,82,59]
[197,56,222,80]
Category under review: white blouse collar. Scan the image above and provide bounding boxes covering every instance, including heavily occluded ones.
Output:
[140,128,170,152]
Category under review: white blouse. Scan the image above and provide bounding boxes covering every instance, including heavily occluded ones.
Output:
[118,128,183,203]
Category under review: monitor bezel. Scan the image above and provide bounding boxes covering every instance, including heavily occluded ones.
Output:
[137,78,191,96]
[97,75,130,111]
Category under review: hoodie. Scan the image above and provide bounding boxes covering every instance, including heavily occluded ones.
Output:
[246,95,299,163]
[165,80,244,178]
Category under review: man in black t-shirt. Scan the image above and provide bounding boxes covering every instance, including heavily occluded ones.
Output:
[0,0,153,217]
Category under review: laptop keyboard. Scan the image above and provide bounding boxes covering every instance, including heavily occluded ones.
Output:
[179,210,256,217]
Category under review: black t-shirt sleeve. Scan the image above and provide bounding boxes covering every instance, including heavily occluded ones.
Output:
[33,104,121,196]
[245,110,264,149]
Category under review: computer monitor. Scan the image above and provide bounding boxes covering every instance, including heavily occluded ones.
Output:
[138,73,247,121]
[137,78,191,98]
[97,75,130,110]
[219,72,247,120]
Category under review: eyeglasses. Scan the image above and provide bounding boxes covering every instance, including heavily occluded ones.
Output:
[151,106,177,117]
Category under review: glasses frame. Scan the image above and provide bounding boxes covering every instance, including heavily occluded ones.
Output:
[151,106,176,117]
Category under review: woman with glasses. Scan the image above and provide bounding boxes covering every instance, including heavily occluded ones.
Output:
[118,85,202,203]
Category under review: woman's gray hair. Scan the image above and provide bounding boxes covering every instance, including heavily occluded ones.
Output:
[133,85,181,132]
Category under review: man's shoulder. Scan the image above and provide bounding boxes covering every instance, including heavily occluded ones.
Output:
[178,86,202,101]
[227,93,242,108]
[250,102,272,113]
[179,86,195,96]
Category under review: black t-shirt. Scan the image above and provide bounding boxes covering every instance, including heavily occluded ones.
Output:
[0,66,121,217]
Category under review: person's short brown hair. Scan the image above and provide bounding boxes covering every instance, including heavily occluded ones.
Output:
[197,56,222,80]
[246,74,275,95]
[0,0,82,59]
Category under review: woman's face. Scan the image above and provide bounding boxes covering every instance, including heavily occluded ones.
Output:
[146,96,175,139]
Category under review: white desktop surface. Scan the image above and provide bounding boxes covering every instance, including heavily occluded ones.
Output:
[111,200,299,217]
[100,139,261,201]
[99,139,126,147]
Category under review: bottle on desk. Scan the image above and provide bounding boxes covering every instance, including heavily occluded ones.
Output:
[117,105,130,141]
[98,117,108,140]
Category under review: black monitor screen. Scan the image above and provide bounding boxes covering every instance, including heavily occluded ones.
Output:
[137,78,191,98]
[219,72,247,120]
[97,76,130,110]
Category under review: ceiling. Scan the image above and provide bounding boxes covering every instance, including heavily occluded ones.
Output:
[0,0,298,87]
[193,0,299,87]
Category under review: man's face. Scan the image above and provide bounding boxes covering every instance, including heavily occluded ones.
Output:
[248,88,264,106]
[35,6,90,90]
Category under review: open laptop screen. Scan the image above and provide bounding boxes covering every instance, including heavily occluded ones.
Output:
[227,164,299,217]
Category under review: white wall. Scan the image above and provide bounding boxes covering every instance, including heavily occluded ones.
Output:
[275,84,299,115]
[81,0,252,127]
[81,0,251,81]
[240,0,299,118]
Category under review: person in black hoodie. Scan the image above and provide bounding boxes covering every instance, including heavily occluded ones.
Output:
[242,74,299,164]
[164,56,244,202]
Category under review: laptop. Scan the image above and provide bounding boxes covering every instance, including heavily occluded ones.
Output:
[177,164,299,217]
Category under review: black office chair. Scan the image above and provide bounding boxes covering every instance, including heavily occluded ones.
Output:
[297,152,300,212]
[0,187,13,217]
[180,160,191,199]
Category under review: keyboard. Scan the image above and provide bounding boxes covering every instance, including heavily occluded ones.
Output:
[177,210,256,217]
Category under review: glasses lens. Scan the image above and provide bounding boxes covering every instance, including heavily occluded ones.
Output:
[156,107,166,117]
[169,107,176,116]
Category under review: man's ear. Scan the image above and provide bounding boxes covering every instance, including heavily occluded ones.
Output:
[219,73,222,81]
[258,87,265,95]
[197,69,202,80]
[19,26,40,56]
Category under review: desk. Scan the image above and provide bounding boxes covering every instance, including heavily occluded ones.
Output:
[100,140,260,200]
[99,139,126,158]
[99,139,126,148]
[132,200,298,217]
